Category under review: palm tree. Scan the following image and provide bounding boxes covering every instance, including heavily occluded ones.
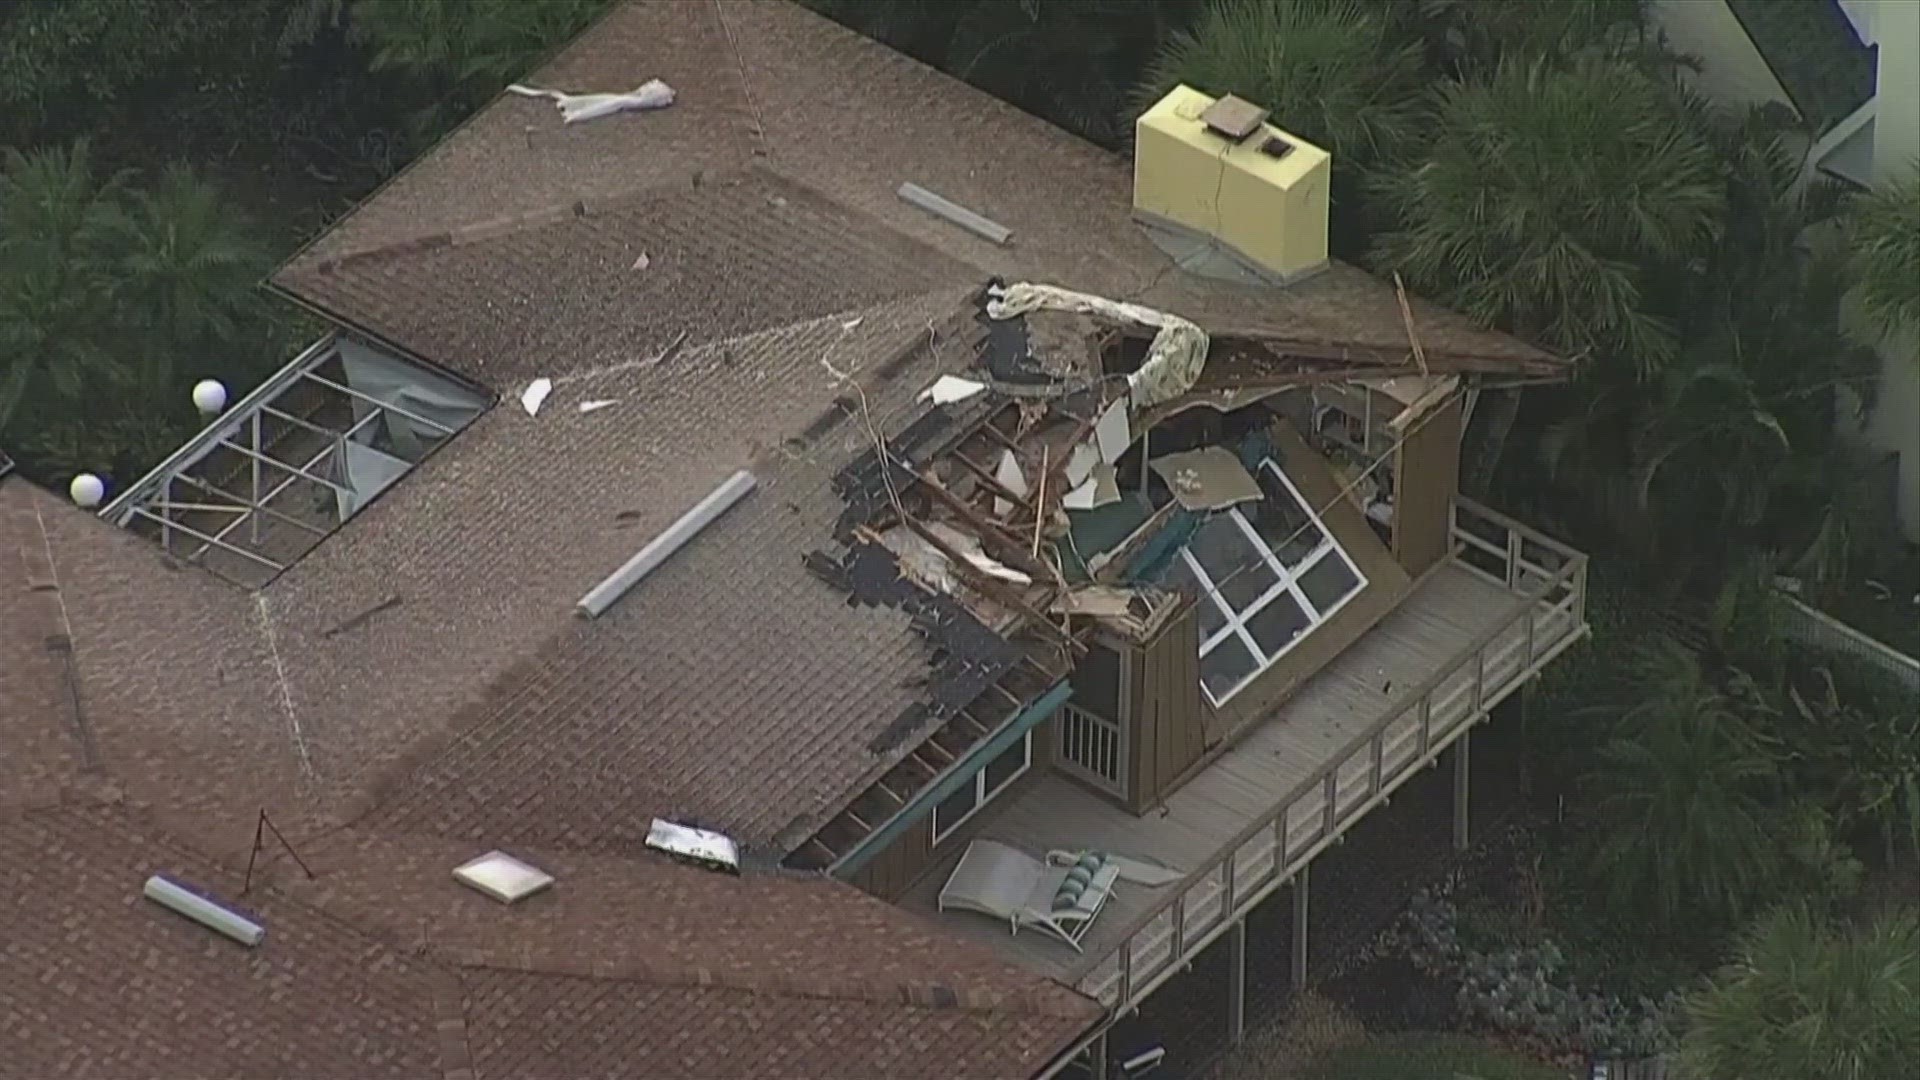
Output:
[1576,639,1790,928]
[1138,0,1427,178]
[1370,57,1723,371]
[1681,904,1920,1080]
[349,0,612,86]
[0,142,126,439]
[1530,114,1877,587]
[1845,163,1920,346]
[1417,0,1663,75]
[109,163,269,398]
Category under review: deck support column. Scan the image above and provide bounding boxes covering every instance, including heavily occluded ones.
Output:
[1290,864,1309,992]
[1088,1032,1108,1078]
[1227,917,1247,1045]
[1453,730,1471,851]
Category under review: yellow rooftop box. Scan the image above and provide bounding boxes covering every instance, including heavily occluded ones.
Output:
[1133,85,1331,285]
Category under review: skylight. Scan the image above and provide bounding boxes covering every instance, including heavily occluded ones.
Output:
[453,850,555,904]
[99,335,487,587]
[1167,458,1366,704]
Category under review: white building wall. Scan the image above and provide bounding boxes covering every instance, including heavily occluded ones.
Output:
[1866,0,1920,538]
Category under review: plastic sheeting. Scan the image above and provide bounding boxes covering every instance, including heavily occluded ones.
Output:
[985,282,1209,410]
[507,79,675,124]
[337,338,487,461]
[334,338,487,519]
[334,440,412,520]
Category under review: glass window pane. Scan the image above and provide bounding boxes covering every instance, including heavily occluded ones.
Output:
[984,734,1028,794]
[1200,634,1258,701]
[934,782,979,838]
[1188,516,1275,610]
[1249,464,1326,567]
[1298,553,1362,616]
[1245,591,1311,656]
[1170,556,1232,638]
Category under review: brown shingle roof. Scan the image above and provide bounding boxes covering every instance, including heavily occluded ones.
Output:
[274,0,1559,381]
[0,804,453,1080]
[4,1,1583,1072]
[0,802,1094,1080]
[285,167,977,388]
[351,290,988,854]
[3,478,318,852]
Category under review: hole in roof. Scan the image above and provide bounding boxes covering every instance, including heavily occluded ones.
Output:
[99,336,488,588]
[453,850,555,904]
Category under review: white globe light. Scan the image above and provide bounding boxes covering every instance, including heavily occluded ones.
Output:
[70,473,105,508]
[192,379,228,416]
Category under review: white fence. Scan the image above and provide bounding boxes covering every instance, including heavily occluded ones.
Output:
[1772,593,1920,692]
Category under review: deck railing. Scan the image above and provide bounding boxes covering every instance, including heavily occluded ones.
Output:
[1057,703,1127,797]
[1076,497,1588,1008]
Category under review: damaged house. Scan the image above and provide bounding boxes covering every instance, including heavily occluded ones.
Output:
[0,3,1588,1077]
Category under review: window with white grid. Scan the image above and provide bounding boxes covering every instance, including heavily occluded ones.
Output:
[1166,458,1367,705]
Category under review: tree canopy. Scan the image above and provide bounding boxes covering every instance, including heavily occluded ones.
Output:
[1682,904,1920,1080]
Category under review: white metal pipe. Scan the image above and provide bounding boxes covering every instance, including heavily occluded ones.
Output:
[897,182,1012,245]
[143,874,265,947]
[576,470,757,618]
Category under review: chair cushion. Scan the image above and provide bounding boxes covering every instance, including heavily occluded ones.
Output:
[1053,877,1087,910]
[1076,853,1105,876]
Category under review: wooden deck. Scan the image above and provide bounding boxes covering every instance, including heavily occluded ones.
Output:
[897,500,1588,1011]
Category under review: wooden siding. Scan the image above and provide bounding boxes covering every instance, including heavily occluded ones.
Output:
[1392,397,1463,576]
[851,715,1065,901]
[848,814,932,900]
[895,550,1586,989]
[1125,604,1206,812]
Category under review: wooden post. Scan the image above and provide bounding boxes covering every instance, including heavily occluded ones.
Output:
[1453,730,1471,851]
[1291,863,1310,991]
[1227,918,1247,1045]
[1088,1032,1108,1079]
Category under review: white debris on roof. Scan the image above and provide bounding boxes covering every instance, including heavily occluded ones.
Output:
[985,282,1209,410]
[507,78,675,125]
[1065,443,1100,488]
[1063,464,1120,510]
[926,522,1032,585]
[519,377,553,417]
[993,449,1028,517]
[1094,397,1132,464]
[578,399,619,414]
[1149,447,1263,511]
[918,374,986,405]
[646,819,740,874]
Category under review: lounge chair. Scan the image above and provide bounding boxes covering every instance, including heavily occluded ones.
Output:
[937,839,1120,952]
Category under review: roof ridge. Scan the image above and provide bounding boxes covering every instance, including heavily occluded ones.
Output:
[3,483,98,779]
[308,165,814,277]
[443,950,1096,1019]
